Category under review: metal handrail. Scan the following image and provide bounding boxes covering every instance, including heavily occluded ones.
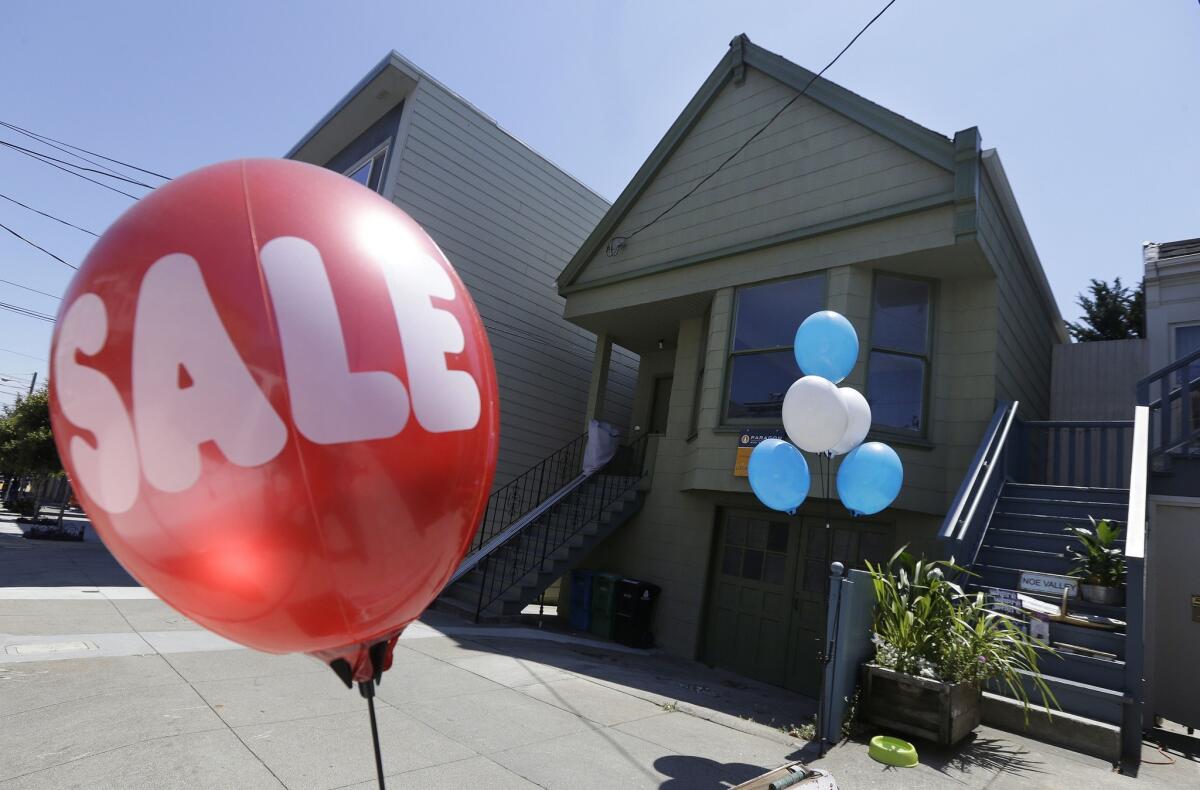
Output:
[1021,420,1134,428]
[959,405,1018,546]
[449,472,590,585]
[1136,345,1200,405]
[938,401,1014,543]
[470,431,589,554]
[472,434,649,620]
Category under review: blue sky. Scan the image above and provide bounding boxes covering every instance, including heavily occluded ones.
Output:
[2,1,1198,406]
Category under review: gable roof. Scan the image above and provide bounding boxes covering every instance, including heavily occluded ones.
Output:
[557,34,956,291]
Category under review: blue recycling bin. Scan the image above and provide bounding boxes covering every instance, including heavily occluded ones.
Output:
[569,570,594,631]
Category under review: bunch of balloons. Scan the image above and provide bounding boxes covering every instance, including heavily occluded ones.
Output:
[746,310,902,517]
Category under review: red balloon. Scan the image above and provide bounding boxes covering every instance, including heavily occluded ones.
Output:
[48,159,499,682]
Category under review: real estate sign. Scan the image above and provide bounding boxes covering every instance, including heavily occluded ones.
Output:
[1019,571,1078,598]
[733,428,786,477]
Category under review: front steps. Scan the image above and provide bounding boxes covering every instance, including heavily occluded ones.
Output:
[970,482,1131,762]
[434,474,643,622]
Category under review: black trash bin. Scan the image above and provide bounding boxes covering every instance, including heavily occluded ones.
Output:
[613,578,660,648]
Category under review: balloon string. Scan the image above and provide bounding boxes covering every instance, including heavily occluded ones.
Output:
[362,682,387,789]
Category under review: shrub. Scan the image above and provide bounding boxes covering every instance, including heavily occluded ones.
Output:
[866,548,1058,717]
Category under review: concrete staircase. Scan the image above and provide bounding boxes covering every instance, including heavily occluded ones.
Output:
[970,481,1130,761]
[434,473,643,622]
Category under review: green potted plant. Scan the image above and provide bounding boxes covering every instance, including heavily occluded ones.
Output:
[861,550,1057,746]
[1066,517,1126,605]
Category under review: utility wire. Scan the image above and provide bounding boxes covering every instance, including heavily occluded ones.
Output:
[0,144,141,200]
[0,346,46,362]
[0,277,62,301]
[0,119,173,181]
[0,140,155,189]
[0,221,78,269]
[0,300,55,323]
[1,121,133,180]
[0,193,99,237]
[608,0,898,253]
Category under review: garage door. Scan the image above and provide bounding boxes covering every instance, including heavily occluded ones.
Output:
[703,509,892,697]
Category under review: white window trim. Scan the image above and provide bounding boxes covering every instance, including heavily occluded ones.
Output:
[343,142,390,193]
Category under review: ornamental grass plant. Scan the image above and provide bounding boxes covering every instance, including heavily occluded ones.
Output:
[865,548,1058,718]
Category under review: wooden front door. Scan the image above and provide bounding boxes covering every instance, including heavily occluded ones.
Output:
[704,509,892,697]
[703,512,796,687]
[785,518,893,696]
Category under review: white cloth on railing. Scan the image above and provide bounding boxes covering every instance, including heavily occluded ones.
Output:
[583,420,622,474]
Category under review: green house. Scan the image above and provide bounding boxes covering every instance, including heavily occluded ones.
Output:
[555,35,1065,696]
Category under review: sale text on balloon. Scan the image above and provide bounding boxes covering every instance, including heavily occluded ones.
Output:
[54,236,482,515]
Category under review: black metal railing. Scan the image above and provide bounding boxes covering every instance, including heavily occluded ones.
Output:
[1010,419,1134,487]
[1137,346,1200,466]
[473,434,649,621]
[470,432,589,554]
[939,401,1017,567]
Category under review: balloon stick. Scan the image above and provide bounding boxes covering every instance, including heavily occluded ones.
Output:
[360,680,387,789]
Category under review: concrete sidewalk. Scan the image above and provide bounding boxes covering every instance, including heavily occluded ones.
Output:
[2,512,1198,788]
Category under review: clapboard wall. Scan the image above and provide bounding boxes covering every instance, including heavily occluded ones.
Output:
[384,80,637,485]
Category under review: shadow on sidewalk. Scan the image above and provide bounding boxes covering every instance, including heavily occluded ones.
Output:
[422,613,817,734]
[653,755,768,788]
[0,517,138,587]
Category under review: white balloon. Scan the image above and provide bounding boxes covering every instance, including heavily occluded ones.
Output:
[782,376,848,454]
[830,387,872,455]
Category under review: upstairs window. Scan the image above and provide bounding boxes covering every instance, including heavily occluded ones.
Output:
[346,145,389,193]
[867,274,932,434]
[725,274,825,422]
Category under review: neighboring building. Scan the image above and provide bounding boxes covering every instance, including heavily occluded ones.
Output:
[1138,237,1200,735]
[556,35,1064,697]
[286,52,638,486]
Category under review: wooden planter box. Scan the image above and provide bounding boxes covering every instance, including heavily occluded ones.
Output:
[861,664,980,746]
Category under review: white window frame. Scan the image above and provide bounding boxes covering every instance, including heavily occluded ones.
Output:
[344,142,390,193]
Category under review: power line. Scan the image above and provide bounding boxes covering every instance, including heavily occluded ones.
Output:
[0,277,62,301]
[0,221,77,269]
[0,346,46,362]
[0,143,141,200]
[0,193,99,237]
[608,0,899,254]
[1,121,133,181]
[0,119,173,181]
[0,300,56,321]
[0,139,156,189]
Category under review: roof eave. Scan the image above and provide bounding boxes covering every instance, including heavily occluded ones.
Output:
[558,36,957,292]
[980,149,1069,344]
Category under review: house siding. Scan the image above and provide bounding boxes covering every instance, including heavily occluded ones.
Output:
[383,79,636,484]
[574,66,954,288]
[978,169,1058,420]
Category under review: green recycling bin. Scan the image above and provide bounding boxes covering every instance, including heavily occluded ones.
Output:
[589,572,621,640]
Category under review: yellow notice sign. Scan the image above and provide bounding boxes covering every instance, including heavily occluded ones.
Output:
[733,428,785,477]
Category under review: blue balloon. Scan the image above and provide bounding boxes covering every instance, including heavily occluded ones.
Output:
[794,311,859,383]
[748,438,810,514]
[836,442,903,516]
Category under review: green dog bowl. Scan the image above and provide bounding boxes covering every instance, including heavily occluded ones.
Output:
[869,735,918,767]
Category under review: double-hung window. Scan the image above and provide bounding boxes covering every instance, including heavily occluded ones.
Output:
[345,145,389,193]
[866,274,932,435]
[724,274,825,422]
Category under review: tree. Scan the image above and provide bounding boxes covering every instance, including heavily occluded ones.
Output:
[1065,278,1145,342]
[0,386,62,513]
